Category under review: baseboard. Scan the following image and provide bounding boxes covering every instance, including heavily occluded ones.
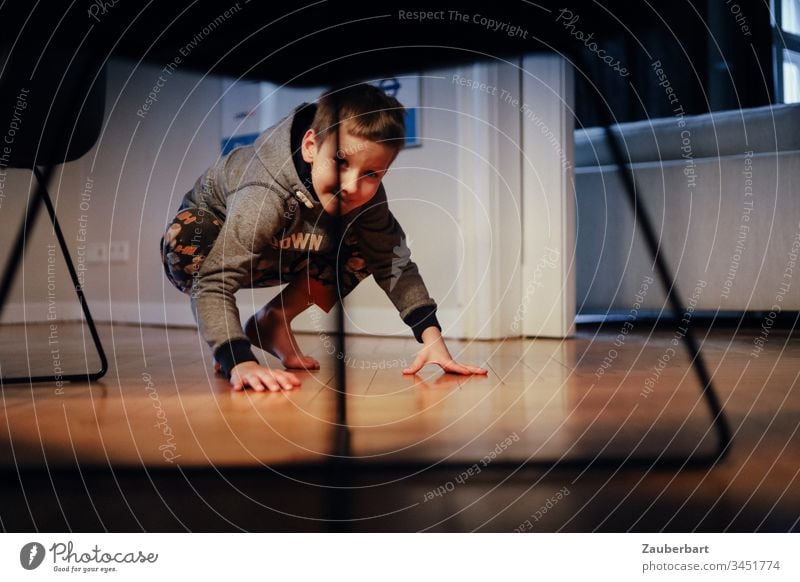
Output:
[0,302,196,326]
[1,301,470,339]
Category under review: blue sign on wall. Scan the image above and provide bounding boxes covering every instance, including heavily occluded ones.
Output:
[220,132,259,156]
[373,76,420,148]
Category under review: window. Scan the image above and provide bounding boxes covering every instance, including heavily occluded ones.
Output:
[774,1,800,103]
[782,0,800,34]
[782,49,800,102]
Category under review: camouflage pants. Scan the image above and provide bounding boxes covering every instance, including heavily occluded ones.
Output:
[160,203,371,304]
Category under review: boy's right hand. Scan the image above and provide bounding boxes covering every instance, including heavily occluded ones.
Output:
[229,361,301,392]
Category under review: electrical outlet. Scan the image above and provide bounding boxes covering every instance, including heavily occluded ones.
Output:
[109,241,129,263]
[85,242,107,263]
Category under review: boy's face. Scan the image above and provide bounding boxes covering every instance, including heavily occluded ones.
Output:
[301,123,397,216]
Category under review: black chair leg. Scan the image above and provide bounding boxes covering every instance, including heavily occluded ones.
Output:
[0,166,108,385]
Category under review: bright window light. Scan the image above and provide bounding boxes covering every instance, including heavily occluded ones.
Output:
[782,0,800,34]
[783,49,800,103]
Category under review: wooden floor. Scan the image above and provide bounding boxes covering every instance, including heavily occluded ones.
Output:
[1,320,798,531]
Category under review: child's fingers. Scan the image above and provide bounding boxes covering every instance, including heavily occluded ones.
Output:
[272,371,298,391]
[260,375,282,391]
[281,371,302,385]
[402,355,425,375]
[245,375,268,392]
[254,371,291,392]
[231,368,300,391]
[442,362,470,375]
[230,373,245,391]
[267,370,299,390]
[443,361,488,376]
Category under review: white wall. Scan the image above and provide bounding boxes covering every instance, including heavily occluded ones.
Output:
[3,57,575,344]
[2,57,222,327]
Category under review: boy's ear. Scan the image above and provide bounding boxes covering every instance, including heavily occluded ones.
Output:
[301,129,317,163]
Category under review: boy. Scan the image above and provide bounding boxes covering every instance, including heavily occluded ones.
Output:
[161,84,487,392]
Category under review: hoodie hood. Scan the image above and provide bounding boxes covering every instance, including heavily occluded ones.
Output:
[253,103,319,211]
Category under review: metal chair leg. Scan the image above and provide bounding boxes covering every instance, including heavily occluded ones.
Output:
[0,166,108,385]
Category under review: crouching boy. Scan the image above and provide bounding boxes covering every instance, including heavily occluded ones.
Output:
[161,84,487,391]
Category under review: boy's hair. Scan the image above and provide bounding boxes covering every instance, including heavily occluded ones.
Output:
[313,83,405,150]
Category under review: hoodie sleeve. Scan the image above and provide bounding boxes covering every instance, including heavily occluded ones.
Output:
[351,185,441,341]
[191,186,289,377]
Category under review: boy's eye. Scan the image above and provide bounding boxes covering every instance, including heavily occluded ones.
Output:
[364,171,378,178]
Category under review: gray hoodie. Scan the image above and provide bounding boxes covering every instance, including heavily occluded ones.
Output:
[181,105,439,376]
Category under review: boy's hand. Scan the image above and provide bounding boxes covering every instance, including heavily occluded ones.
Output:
[229,361,301,392]
[402,327,488,376]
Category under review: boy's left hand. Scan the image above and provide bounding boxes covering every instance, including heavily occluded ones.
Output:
[402,327,488,376]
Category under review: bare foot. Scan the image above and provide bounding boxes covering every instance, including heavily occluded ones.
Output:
[245,307,320,370]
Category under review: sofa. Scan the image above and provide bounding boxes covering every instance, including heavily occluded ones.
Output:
[574,103,800,314]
